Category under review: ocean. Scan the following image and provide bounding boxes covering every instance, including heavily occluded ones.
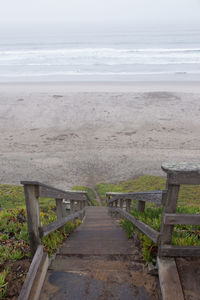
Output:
[0,29,200,81]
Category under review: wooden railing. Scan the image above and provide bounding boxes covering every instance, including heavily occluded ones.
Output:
[18,181,91,300]
[107,190,166,243]
[21,181,90,255]
[107,162,200,257]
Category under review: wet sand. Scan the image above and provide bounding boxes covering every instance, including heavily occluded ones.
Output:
[0,82,200,189]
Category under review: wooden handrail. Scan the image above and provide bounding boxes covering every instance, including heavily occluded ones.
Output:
[39,210,85,237]
[18,245,43,300]
[110,207,160,243]
[106,190,166,205]
[163,213,200,225]
[21,181,88,255]
[107,162,200,258]
[21,181,88,201]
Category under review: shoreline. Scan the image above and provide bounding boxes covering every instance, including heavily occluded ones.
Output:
[0,81,200,93]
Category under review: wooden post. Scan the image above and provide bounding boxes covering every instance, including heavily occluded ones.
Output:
[120,199,124,219]
[107,196,111,215]
[126,199,131,213]
[137,200,145,213]
[79,201,83,220]
[70,200,75,214]
[23,184,41,256]
[120,199,123,210]
[56,198,65,220]
[159,180,180,248]
[83,200,86,218]
[110,201,114,216]
[115,200,118,217]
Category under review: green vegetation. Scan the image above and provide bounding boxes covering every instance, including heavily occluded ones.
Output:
[95,175,200,207]
[0,268,8,299]
[95,175,200,263]
[0,207,81,298]
[73,186,99,206]
[0,184,83,298]
[1,175,200,295]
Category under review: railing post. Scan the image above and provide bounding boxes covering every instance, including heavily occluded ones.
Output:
[159,180,180,247]
[126,199,131,213]
[107,195,111,215]
[159,163,182,256]
[23,184,41,256]
[137,200,145,213]
[70,200,75,214]
[120,199,123,210]
[79,201,84,220]
[56,198,66,219]
[115,200,118,217]
[83,200,86,218]
[110,201,113,216]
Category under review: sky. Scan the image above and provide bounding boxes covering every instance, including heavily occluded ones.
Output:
[0,0,200,33]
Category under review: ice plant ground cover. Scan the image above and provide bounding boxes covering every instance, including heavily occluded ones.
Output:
[0,185,85,299]
[1,175,200,297]
[95,175,200,263]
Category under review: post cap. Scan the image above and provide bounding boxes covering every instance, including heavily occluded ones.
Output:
[161,162,200,174]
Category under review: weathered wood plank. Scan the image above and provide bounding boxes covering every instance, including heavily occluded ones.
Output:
[126,199,131,214]
[18,245,43,300]
[28,253,49,300]
[157,257,184,300]
[159,181,180,246]
[106,190,166,204]
[39,185,87,201]
[161,162,200,185]
[109,207,159,243]
[39,210,84,237]
[70,200,75,214]
[24,184,41,255]
[56,198,66,219]
[168,173,200,185]
[164,213,200,225]
[137,200,145,212]
[159,245,200,257]
[120,199,124,209]
[21,181,88,196]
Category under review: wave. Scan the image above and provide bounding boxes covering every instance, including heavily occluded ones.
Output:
[3,70,200,77]
[1,61,200,67]
[1,47,200,55]
[1,45,200,79]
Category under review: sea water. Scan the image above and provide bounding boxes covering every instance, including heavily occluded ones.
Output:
[0,29,200,81]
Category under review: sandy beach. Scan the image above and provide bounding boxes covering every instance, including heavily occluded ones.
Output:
[0,81,200,189]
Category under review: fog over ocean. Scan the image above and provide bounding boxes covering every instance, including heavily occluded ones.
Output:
[0,29,200,81]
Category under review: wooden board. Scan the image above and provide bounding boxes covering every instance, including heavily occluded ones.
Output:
[107,190,166,205]
[110,207,159,243]
[157,257,184,300]
[21,181,88,200]
[161,162,200,185]
[39,185,87,201]
[164,213,200,225]
[176,257,200,300]
[29,253,49,300]
[159,245,200,257]
[39,209,84,237]
[18,245,43,300]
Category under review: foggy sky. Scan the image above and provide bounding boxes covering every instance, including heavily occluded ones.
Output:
[0,0,200,31]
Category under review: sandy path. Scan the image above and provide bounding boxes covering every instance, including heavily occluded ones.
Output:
[0,82,200,188]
